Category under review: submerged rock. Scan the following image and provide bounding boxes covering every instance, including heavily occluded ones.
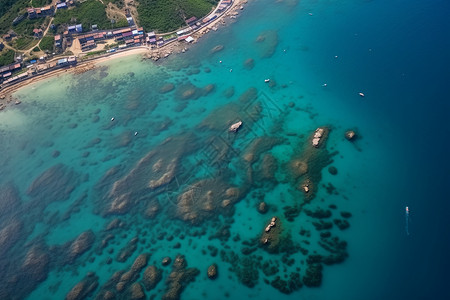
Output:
[223,86,235,98]
[159,83,175,94]
[238,87,258,103]
[203,84,215,95]
[333,219,350,230]
[303,263,323,287]
[142,265,162,290]
[258,202,268,214]
[116,237,138,263]
[328,166,338,175]
[242,136,285,164]
[117,260,149,293]
[162,256,172,266]
[345,130,357,141]
[243,58,255,70]
[255,30,279,58]
[27,164,79,205]
[289,159,308,178]
[128,282,145,300]
[210,44,224,54]
[175,178,242,224]
[22,245,50,283]
[0,219,23,256]
[66,273,99,300]
[100,134,199,216]
[199,89,262,132]
[286,126,334,202]
[270,272,302,294]
[207,264,218,279]
[162,255,200,300]
[174,83,202,100]
[311,127,329,148]
[66,230,95,264]
[260,216,283,253]
[259,154,278,180]
[0,183,21,218]
[144,199,161,219]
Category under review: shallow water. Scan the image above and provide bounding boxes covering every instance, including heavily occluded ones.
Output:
[0,0,449,299]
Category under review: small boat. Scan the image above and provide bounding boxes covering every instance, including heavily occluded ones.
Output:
[406,206,409,215]
[229,121,242,132]
[264,79,270,83]
[111,117,115,121]
[358,92,365,97]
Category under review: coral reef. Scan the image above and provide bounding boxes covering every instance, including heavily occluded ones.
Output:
[198,89,262,132]
[255,30,279,58]
[175,178,242,224]
[243,58,255,70]
[159,83,175,94]
[258,201,268,214]
[65,230,96,264]
[99,134,199,216]
[0,219,23,256]
[286,126,334,203]
[260,217,282,253]
[210,44,224,54]
[270,272,302,294]
[27,164,79,205]
[242,137,285,165]
[162,255,200,300]
[303,263,323,287]
[142,265,162,290]
[116,253,149,290]
[116,237,138,263]
[66,273,99,300]
[328,166,338,175]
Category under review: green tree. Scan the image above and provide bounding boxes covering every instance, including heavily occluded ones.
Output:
[0,49,15,67]
[137,0,219,33]
[39,36,54,52]
[53,0,127,31]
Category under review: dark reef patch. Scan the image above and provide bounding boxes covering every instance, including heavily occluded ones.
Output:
[27,164,79,206]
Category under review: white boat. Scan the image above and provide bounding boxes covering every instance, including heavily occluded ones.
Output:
[359,92,365,97]
[229,121,242,132]
[264,79,270,83]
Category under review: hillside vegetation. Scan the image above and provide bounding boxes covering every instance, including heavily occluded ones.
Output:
[0,0,29,35]
[53,0,128,32]
[31,0,52,7]
[0,49,16,67]
[138,0,219,33]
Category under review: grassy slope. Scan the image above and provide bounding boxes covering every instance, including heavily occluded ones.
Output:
[0,49,16,67]
[137,0,219,33]
[53,0,128,31]
[0,0,30,35]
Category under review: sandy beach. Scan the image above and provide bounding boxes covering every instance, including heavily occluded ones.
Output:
[0,0,247,107]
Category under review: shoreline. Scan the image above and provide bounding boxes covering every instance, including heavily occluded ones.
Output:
[0,0,248,108]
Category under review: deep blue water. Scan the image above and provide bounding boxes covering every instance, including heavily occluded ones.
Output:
[0,0,449,299]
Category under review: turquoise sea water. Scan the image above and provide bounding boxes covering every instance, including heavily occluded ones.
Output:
[1,0,449,299]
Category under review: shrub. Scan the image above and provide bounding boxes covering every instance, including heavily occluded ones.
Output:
[39,36,54,52]
[137,0,219,33]
[0,49,15,67]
